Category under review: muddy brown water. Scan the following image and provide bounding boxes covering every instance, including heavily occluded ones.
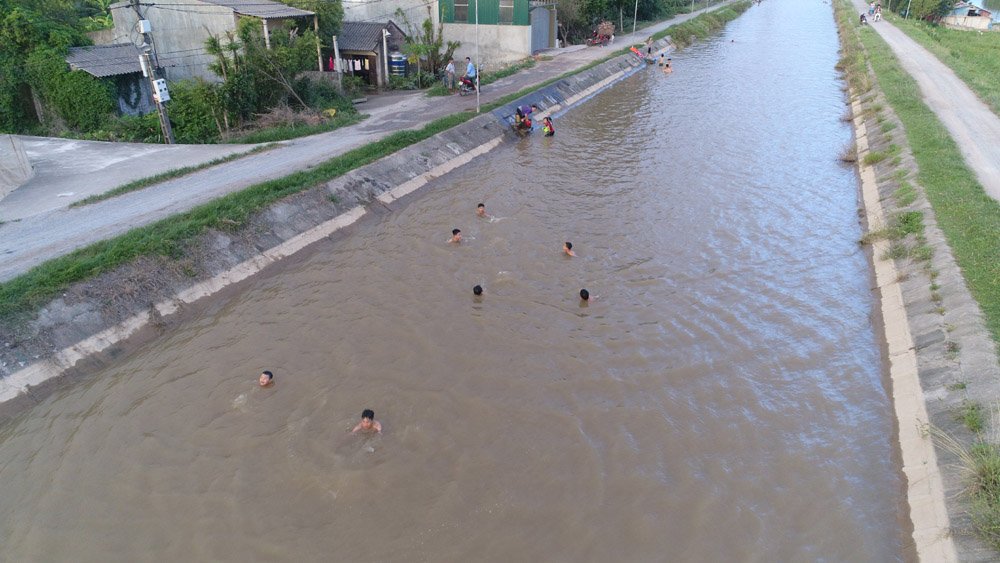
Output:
[0,1,908,560]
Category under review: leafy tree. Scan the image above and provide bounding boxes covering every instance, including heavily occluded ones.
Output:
[25,46,116,131]
[395,8,459,79]
[167,79,224,143]
[281,0,343,40]
[206,17,321,124]
[0,0,91,132]
[556,0,688,43]
[894,0,951,20]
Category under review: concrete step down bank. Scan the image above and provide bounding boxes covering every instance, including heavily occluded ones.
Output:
[0,42,664,408]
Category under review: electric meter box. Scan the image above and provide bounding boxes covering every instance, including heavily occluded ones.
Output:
[138,20,152,33]
[152,79,170,102]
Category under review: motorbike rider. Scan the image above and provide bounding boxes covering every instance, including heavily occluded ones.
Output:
[461,56,478,90]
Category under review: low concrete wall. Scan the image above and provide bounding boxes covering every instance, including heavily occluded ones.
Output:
[0,41,662,406]
[446,23,534,66]
[0,135,33,202]
[941,15,992,30]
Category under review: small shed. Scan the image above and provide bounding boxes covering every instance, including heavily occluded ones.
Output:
[942,1,995,29]
[334,21,407,88]
[65,44,155,116]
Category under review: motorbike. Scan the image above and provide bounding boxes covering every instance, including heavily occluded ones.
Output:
[459,76,477,96]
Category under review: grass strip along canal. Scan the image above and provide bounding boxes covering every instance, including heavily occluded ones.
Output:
[835,0,1000,555]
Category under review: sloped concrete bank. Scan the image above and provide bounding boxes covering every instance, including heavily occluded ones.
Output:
[0,42,665,411]
[852,89,1000,560]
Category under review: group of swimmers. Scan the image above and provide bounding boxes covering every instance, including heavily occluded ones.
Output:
[452,203,598,303]
[256,371,382,434]
[657,53,673,74]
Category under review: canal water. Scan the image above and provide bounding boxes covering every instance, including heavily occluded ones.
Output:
[0,0,908,560]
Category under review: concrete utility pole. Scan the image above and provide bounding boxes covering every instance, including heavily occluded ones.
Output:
[131,0,175,144]
[475,0,480,113]
[632,0,638,35]
[142,50,175,143]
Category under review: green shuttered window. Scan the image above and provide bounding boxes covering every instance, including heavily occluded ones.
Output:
[440,0,529,25]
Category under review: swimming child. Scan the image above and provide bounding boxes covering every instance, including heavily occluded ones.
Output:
[542,117,555,137]
[563,242,575,257]
[473,284,483,296]
[580,289,597,302]
[663,58,672,74]
[476,203,488,218]
[450,228,462,243]
[352,409,382,434]
[259,370,274,387]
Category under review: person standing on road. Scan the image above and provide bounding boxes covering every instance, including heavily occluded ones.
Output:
[445,59,456,90]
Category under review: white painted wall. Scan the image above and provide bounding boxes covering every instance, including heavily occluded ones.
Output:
[111,0,237,82]
[941,15,993,29]
[342,0,439,27]
[443,23,531,68]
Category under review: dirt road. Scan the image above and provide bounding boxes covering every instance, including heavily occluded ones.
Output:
[853,0,1000,202]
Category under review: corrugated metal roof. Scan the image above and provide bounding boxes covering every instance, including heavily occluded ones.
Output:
[199,0,314,19]
[66,43,143,78]
[338,21,390,52]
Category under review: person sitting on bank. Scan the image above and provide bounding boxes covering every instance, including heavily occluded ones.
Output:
[515,104,538,127]
[352,409,382,434]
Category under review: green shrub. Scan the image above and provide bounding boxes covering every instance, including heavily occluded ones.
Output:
[167,79,223,143]
[25,47,116,131]
[83,113,162,142]
[341,75,367,98]
[301,77,352,111]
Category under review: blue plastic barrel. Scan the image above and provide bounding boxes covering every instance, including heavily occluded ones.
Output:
[389,53,407,77]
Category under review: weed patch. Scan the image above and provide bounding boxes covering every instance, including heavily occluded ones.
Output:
[957,401,985,434]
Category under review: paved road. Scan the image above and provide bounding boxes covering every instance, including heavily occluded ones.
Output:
[0,3,730,283]
[0,140,250,221]
[853,1,1000,202]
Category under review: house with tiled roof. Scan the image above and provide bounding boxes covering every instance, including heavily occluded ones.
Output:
[108,0,322,81]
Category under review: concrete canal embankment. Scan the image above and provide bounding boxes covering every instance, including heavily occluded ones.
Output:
[0,41,669,410]
[849,69,1000,563]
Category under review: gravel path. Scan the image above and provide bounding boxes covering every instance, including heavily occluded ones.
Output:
[852,1,1000,202]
